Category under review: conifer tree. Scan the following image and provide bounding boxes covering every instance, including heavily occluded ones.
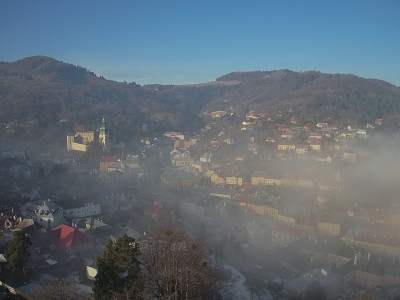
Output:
[93,235,140,300]
[5,231,32,273]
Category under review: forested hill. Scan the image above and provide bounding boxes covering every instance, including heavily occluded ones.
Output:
[205,70,400,122]
[1,56,400,144]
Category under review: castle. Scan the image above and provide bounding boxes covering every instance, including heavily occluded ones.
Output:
[67,117,109,152]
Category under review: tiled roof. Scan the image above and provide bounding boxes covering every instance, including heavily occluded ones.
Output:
[273,223,305,238]
[52,224,90,249]
[355,229,400,248]
[100,156,118,163]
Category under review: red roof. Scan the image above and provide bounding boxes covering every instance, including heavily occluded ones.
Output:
[236,194,249,203]
[101,156,119,163]
[52,224,91,249]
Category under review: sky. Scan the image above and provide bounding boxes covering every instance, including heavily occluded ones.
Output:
[1,0,399,86]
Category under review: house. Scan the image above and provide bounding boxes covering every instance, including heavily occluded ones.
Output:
[160,167,200,189]
[284,268,343,299]
[278,125,288,131]
[52,224,91,255]
[343,228,400,259]
[265,137,276,143]
[303,122,315,130]
[225,171,244,186]
[321,129,332,138]
[317,213,342,237]
[272,223,305,247]
[210,172,225,185]
[309,139,322,151]
[209,187,236,200]
[20,200,64,229]
[251,170,267,186]
[277,141,295,151]
[163,131,185,140]
[199,152,212,163]
[62,203,101,218]
[235,154,245,161]
[295,144,309,154]
[308,131,323,140]
[280,130,293,139]
[99,156,119,173]
[264,174,282,186]
[171,148,194,167]
[173,138,196,149]
[124,154,140,169]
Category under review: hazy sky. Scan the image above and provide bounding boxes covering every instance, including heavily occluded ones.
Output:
[1,1,399,86]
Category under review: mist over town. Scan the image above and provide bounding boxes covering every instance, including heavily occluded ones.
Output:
[0,56,400,299]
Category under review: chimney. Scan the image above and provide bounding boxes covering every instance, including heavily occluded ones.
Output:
[354,253,357,266]
[367,253,370,261]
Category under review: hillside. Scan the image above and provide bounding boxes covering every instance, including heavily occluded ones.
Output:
[1,56,400,146]
[206,70,400,123]
[0,56,227,143]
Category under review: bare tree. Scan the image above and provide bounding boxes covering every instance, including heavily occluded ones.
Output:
[139,226,218,300]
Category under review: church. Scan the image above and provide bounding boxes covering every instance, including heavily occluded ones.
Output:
[66,117,109,152]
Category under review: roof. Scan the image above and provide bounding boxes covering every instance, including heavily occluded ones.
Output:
[354,229,400,248]
[100,156,119,163]
[52,224,91,249]
[272,223,305,238]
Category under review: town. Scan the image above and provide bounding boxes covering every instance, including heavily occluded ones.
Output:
[1,107,400,300]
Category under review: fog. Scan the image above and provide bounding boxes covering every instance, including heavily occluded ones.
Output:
[2,117,400,299]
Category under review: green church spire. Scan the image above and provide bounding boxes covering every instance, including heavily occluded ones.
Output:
[100,117,106,134]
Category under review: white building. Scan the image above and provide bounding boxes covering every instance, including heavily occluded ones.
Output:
[20,200,64,229]
[62,203,101,218]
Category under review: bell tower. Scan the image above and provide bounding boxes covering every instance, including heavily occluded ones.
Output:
[99,117,109,152]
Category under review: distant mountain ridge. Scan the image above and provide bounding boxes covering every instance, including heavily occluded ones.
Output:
[1,56,400,143]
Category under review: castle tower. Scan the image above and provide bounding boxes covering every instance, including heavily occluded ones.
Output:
[99,117,109,152]
[66,133,75,152]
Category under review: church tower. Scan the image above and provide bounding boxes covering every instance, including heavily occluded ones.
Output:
[99,117,109,152]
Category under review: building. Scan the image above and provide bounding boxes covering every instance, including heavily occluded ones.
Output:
[343,228,400,259]
[99,156,119,173]
[62,203,101,218]
[99,117,109,152]
[317,215,341,237]
[284,268,343,299]
[160,167,200,189]
[67,118,110,152]
[20,200,64,229]
[272,223,305,247]
[251,170,267,186]
[52,224,91,255]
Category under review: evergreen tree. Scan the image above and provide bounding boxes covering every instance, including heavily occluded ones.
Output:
[93,235,140,300]
[5,231,32,272]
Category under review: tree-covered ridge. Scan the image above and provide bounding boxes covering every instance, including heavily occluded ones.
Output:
[1,56,399,143]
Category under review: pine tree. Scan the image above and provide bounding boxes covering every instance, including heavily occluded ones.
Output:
[93,235,140,300]
[5,231,32,273]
